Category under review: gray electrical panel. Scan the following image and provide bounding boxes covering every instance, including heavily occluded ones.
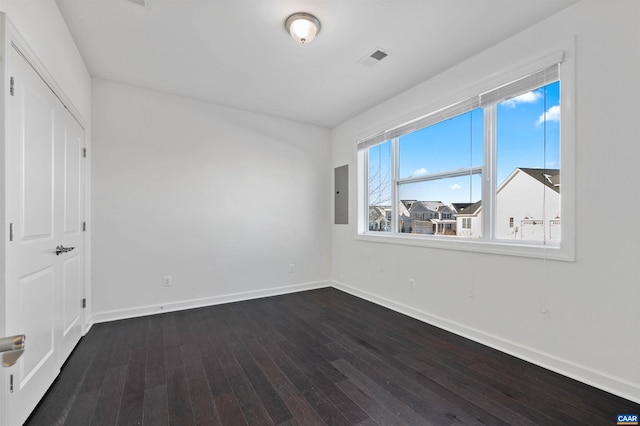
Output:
[334,165,348,224]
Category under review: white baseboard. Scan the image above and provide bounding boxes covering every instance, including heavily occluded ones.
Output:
[331,281,640,405]
[91,280,330,324]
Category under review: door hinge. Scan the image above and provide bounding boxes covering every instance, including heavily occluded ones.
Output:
[10,77,14,96]
[9,223,14,241]
[9,374,13,393]
[82,221,86,232]
[82,298,86,309]
[83,148,87,158]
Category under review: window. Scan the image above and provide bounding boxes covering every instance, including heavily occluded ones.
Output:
[357,53,574,260]
[495,79,561,242]
[367,141,392,232]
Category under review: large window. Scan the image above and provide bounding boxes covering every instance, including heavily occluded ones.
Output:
[358,56,573,260]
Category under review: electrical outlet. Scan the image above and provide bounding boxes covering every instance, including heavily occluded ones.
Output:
[409,278,415,290]
[289,264,295,273]
[163,275,172,287]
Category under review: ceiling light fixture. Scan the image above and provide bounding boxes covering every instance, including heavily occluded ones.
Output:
[285,12,321,44]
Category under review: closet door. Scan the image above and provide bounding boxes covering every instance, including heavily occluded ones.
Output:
[57,100,85,364]
[4,45,85,426]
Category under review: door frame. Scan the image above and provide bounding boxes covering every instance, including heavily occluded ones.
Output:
[0,13,91,425]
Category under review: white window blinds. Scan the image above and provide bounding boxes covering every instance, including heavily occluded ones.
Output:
[357,56,562,151]
[479,64,559,106]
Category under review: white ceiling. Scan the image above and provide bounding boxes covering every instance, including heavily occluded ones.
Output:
[56,0,579,128]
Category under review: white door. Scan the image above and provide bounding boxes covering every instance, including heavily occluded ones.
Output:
[4,45,85,426]
[57,97,85,364]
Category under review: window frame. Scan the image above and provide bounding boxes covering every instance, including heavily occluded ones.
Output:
[356,49,575,261]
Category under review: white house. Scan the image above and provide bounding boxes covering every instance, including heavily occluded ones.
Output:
[369,205,391,231]
[452,168,560,241]
[434,205,457,235]
[402,200,452,234]
[495,168,560,242]
[454,201,482,238]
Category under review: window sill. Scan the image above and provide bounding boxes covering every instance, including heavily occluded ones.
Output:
[355,232,574,261]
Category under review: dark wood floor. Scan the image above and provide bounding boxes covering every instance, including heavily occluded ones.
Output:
[26,288,639,425]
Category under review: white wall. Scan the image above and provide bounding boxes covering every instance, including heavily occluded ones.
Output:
[91,79,331,321]
[331,0,640,403]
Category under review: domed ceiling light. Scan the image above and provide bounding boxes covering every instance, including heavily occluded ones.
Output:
[285,12,321,44]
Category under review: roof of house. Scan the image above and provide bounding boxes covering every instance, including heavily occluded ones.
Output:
[451,202,473,212]
[455,200,482,216]
[515,168,560,193]
[408,201,445,212]
[369,206,388,222]
[401,200,417,210]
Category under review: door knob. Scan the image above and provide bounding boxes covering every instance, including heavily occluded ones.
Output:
[55,245,75,256]
[0,334,26,367]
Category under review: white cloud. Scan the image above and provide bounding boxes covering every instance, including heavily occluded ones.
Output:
[502,91,542,108]
[536,105,560,125]
[449,183,461,190]
[410,167,428,177]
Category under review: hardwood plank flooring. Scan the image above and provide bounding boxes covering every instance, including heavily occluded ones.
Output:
[26,288,639,425]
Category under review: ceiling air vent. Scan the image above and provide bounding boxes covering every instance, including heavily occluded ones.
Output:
[358,48,390,67]
[127,0,148,7]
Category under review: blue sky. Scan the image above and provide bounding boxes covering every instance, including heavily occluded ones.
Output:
[369,81,560,206]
